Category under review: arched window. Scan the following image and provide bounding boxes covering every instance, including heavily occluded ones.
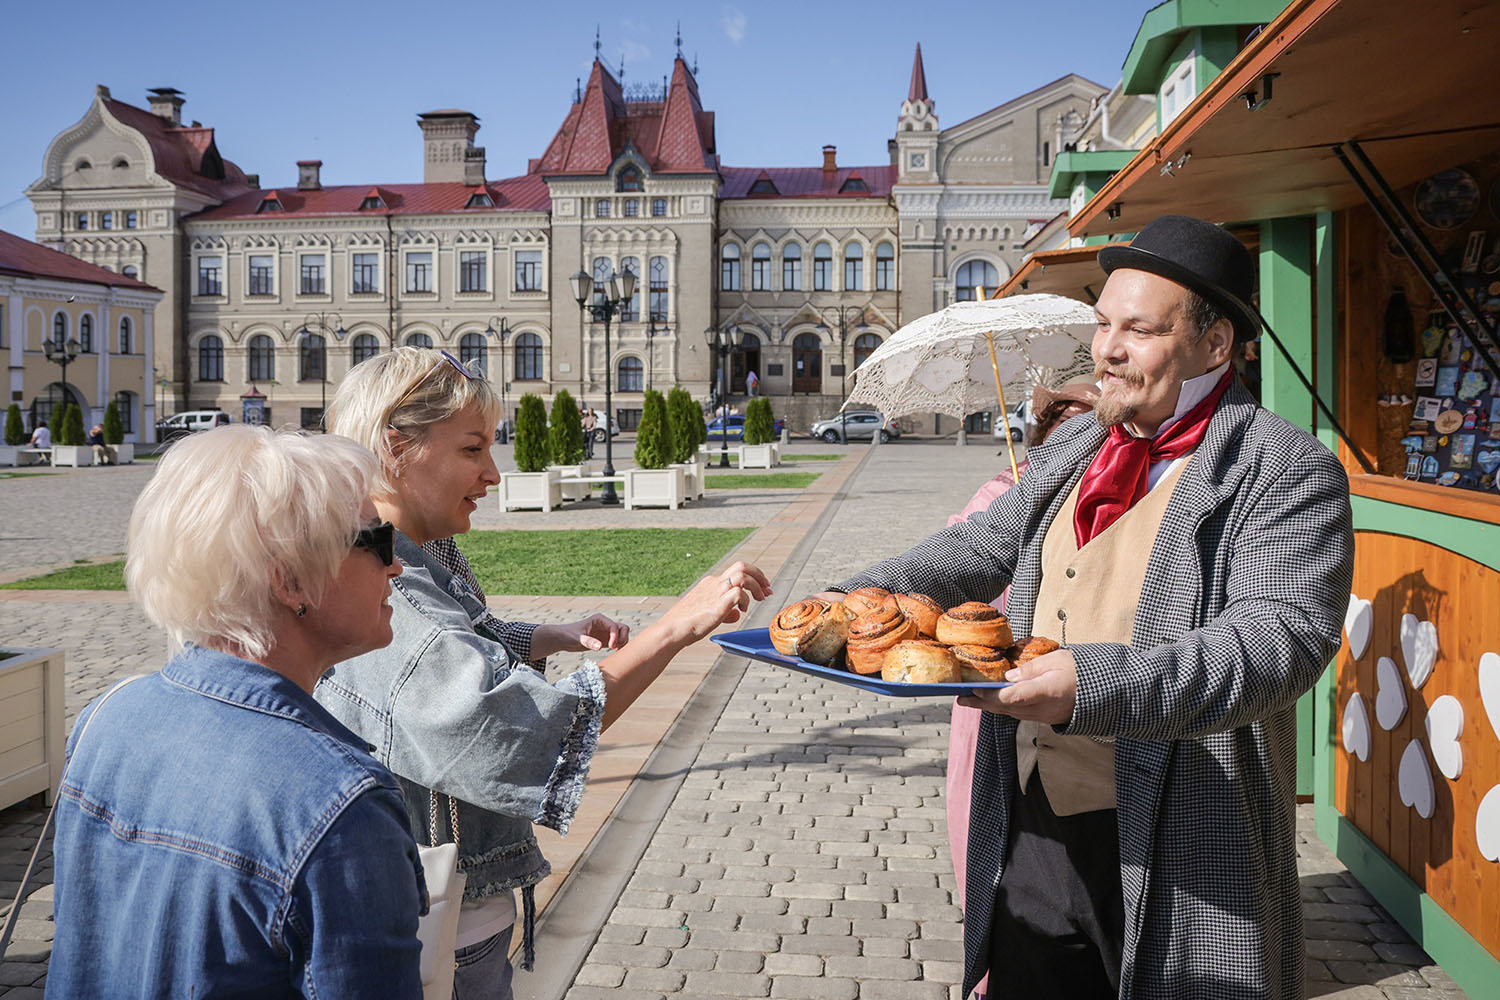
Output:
[114,390,135,434]
[118,316,132,354]
[720,244,741,291]
[351,333,380,365]
[459,332,488,377]
[617,166,644,192]
[617,356,644,392]
[751,243,772,291]
[875,242,895,291]
[955,260,1001,301]
[198,335,224,382]
[514,333,543,381]
[620,257,641,321]
[649,256,669,322]
[53,312,68,346]
[406,332,433,349]
[782,243,802,291]
[812,242,833,291]
[79,314,94,353]
[843,243,864,291]
[248,334,274,381]
[853,332,882,369]
[300,332,326,382]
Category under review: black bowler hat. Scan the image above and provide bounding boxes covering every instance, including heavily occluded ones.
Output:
[1097,215,1260,342]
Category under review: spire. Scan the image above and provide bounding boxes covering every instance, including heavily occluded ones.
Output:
[908,43,929,103]
[593,25,602,61]
[675,21,683,59]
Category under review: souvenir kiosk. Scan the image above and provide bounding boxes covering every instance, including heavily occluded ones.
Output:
[1036,0,1500,991]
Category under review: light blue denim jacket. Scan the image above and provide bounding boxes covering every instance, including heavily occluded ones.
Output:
[49,645,425,998]
[314,530,606,967]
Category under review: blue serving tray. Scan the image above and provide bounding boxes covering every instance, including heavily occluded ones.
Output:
[711,627,1010,698]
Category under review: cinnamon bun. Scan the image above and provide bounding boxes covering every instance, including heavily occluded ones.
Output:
[882,639,961,684]
[882,592,943,639]
[846,605,921,675]
[842,587,893,619]
[769,599,854,665]
[951,644,1013,683]
[935,603,1015,648]
[1007,636,1062,664]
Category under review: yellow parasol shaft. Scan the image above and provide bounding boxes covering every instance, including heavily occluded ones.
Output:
[985,329,1021,483]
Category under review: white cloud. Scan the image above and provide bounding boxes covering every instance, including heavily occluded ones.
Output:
[620,39,652,65]
[721,6,747,45]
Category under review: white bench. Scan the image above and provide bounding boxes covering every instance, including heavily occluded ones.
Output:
[16,448,51,466]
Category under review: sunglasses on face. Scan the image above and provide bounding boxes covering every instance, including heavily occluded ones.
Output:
[389,350,484,418]
[353,521,396,566]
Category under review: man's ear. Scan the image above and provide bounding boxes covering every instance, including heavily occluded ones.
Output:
[1204,317,1236,369]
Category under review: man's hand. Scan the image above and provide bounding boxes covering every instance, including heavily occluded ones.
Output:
[957,647,1078,726]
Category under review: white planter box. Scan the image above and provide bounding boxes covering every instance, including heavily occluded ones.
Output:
[737,442,780,469]
[51,445,94,467]
[500,469,563,512]
[674,455,706,501]
[0,647,66,810]
[0,445,16,467]
[624,466,686,510]
[111,443,135,465]
[549,463,591,502]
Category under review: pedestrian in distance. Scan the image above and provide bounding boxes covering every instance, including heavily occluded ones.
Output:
[47,426,423,997]
[87,423,113,465]
[320,347,771,998]
[582,406,597,459]
[816,215,1354,999]
[745,368,759,397]
[29,422,50,450]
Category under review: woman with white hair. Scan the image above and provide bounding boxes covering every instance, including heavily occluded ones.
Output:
[48,426,423,997]
[318,348,770,997]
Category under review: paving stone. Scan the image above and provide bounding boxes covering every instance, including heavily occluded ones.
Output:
[0,965,46,987]
[770,976,859,1000]
[1306,939,1380,961]
[1325,961,1428,988]
[1373,941,1432,966]
[714,950,766,974]
[826,956,919,980]
[856,981,952,1000]
[642,926,690,948]
[573,965,626,988]
[584,944,672,969]
[622,968,687,992]
[779,934,864,956]
[665,950,718,972]
[763,954,824,977]
[596,924,646,945]
[682,971,772,996]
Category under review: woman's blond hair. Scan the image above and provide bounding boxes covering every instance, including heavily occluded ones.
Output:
[125,425,378,660]
[326,346,502,496]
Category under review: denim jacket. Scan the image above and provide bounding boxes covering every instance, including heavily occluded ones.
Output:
[315,530,606,968]
[49,645,425,999]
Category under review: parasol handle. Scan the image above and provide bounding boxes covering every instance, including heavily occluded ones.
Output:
[985,329,1021,482]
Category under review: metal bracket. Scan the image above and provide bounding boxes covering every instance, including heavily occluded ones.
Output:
[1242,72,1281,112]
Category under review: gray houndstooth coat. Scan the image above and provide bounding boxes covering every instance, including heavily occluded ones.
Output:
[838,381,1354,999]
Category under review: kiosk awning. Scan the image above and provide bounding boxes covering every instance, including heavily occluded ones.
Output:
[994,245,1125,302]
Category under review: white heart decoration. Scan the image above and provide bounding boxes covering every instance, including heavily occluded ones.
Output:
[1344,594,1373,661]
[1480,651,1500,739]
[1399,613,1439,690]
[1398,739,1435,819]
[1341,692,1371,762]
[1478,786,1500,862]
[1375,657,1407,731]
[1424,695,1464,781]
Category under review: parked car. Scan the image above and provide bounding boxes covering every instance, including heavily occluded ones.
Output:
[155,410,230,442]
[705,414,786,442]
[589,413,621,443]
[809,410,899,443]
[992,401,1028,443]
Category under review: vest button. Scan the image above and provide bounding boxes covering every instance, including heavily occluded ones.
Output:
[1065,567,1077,579]
[1057,608,1067,621]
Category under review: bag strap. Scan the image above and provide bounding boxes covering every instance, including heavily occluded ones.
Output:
[426,789,461,850]
[0,674,146,960]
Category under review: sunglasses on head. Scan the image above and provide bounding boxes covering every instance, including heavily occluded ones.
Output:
[390,350,484,418]
[354,521,396,566]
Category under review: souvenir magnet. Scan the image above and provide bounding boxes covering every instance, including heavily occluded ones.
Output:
[1435,409,1464,434]
[1415,359,1438,387]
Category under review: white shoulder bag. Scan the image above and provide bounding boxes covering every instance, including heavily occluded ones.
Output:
[417,791,467,1000]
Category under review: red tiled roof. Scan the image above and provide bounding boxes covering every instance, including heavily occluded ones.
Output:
[101,99,253,200]
[0,229,161,291]
[908,43,930,103]
[719,164,897,199]
[191,174,551,221]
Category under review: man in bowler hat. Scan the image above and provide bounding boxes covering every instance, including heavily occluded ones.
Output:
[823,215,1354,998]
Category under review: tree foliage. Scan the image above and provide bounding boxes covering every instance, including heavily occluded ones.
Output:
[633,388,673,469]
[513,394,550,472]
[103,401,124,444]
[666,386,699,464]
[64,404,86,446]
[744,397,775,445]
[4,404,23,446]
[547,388,585,466]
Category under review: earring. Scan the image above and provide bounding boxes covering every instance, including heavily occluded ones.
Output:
[296,604,307,618]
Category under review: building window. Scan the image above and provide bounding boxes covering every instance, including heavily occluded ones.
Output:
[782,243,802,291]
[300,253,326,295]
[459,250,487,293]
[459,332,488,377]
[591,257,611,310]
[595,200,611,218]
[751,243,772,291]
[813,242,832,291]
[1042,141,1050,167]
[360,195,386,210]
[620,257,641,321]
[79,315,94,353]
[198,255,224,296]
[406,251,433,293]
[618,356,644,392]
[955,259,1001,301]
[300,333,326,382]
[101,211,113,230]
[406,332,433,349]
[624,199,639,217]
[199,334,224,381]
[839,176,869,193]
[53,312,67,346]
[122,265,139,279]
[352,252,379,294]
[514,332,543,380]
[720,244,741,291]
[515,249,542,291]
[114,391,135,433]
[649,256,669,322]
[248,334,274,381]
[875,242,895,291]
[76,212,89,231]
[1160,52,1197,125]
[843,243,864,291]
[125,211,138,229]
[118,316,131,354]
[257,196,282,213]
[853,332,882,369]
[351,333,379,365]
[248,254,274,295]
[749,177,779,195]
[465,191,494,208]
[651,198,667,217]
[617,166,644,192]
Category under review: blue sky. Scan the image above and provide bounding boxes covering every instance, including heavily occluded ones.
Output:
[0,0,1155,237]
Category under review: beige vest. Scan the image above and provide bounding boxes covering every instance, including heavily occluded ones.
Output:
[1015,458,1190,816]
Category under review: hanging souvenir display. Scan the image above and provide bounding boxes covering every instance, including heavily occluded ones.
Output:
[1415,169,1481,230]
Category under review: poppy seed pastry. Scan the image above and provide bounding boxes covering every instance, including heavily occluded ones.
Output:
[846,605,922,674]
[951,643,1012,683]
[935,602,1015,648]
[1007,636,1062,664]
[882,639,961,684]
[769,599,854,665]
[883,592,943,639]
[842,587,893,619]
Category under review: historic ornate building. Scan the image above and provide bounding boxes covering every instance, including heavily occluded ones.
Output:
[26,48,1103,438]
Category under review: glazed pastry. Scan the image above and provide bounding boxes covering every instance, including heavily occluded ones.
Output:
[842,587,893,618]
[1007,636,1062,664]
[769,599,854,665]
[935,602,1015,648]
[846,605,921,674]
[951,644,1012,683]
[882,639,961,684]
[882,592,943,639]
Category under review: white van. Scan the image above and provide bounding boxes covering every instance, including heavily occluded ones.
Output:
[156,410,230,441]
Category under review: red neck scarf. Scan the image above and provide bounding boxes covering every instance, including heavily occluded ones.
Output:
[1073,369,1233,548]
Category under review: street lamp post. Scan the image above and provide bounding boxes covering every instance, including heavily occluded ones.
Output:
[571,267,636,505]
[815,305,870,444]
[299,310,345,429]
[42,330,81,431]
[645,310,660,392]
[702,324,736,468]
[484,316,511,443]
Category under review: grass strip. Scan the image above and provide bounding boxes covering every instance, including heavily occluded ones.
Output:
[457,527,754,595]
[780,453,843,461]
[706,472,821,490]
[3,560,126,590]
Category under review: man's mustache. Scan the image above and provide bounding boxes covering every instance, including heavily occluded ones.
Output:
[1094,362,1145,388]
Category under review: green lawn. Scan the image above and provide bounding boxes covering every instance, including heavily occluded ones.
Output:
[706,472,821,490]
[2,561,126,590]
[458,527,754,595]
[781,453,844,461]
[0,471,59,480]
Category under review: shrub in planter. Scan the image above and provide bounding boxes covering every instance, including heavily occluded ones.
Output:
[666,386,699,464]
[513,394,550,472]
[103,401,124,444]
[4,404,23,446]
[634,389,674,469]
[744,397,775,445]
[63,404,85,446]
[548,389,585,466]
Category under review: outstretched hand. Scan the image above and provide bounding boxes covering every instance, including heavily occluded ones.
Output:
[667,561,773,643]
[957,646,1078,725]
[557,614,630,652]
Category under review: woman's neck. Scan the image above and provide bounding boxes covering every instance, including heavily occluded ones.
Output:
[374,497,427,546]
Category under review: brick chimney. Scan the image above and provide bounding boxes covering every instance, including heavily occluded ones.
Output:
[822,145,837,173]
[297,160,322,191]
[463,147,487,186]
[418,110,481,184]
[146,87,184,126]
